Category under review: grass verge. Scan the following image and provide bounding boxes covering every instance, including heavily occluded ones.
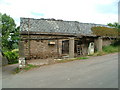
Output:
[56,57,89,63]
[13,64,39,74]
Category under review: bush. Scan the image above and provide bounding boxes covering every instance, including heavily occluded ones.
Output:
[4,51,18,64]
[103,45,119,53]
[111,40,120,46]
[12,49,19,53]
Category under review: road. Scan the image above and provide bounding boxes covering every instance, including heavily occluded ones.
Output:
[2,53,118,88]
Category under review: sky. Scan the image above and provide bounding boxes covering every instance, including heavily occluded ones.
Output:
[0,0,119,26]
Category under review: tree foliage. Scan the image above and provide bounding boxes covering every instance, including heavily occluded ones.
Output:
[1,13,20,52]
[107,22,120,29]
[107,22,120,34]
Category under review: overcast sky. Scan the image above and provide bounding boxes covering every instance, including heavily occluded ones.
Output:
[0,0,119,26]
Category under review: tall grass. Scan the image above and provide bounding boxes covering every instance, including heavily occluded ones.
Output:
[102,40,120,53]
[93,42,120,56]
[103,45,119,53]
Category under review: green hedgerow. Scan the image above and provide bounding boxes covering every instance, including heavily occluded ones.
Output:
[4,51,18,64]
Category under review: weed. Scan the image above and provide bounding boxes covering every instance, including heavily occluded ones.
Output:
[24,64,38,71]
[76,57,89,60]
[13,64,38,74]
[13,67,20,74]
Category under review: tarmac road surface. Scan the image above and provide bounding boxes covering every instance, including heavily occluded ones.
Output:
[2,53,118,88]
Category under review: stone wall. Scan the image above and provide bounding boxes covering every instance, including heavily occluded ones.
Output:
[23,39,58,59]
[102,38,114,46]
[94,37,115,52]
[21,34,68,59]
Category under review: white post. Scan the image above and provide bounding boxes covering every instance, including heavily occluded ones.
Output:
[19,41,26,68]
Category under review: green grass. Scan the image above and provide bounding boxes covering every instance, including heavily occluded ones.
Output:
[24,64,38,70]
[76,57,89,60]
[13,64,38,74]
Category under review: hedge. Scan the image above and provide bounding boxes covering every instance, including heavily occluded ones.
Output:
[4,51,18,64]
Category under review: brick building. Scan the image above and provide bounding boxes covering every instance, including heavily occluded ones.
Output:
[20,18,115,60]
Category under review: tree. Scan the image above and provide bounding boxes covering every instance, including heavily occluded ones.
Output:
[107,22,120,29]
[107,22,120,46]
[1,13,19,51]
[108,22,120,36]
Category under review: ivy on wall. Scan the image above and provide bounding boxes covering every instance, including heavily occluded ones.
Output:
[91,26,120,37]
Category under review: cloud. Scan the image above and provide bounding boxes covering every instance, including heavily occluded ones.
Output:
[0,0,118,26]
